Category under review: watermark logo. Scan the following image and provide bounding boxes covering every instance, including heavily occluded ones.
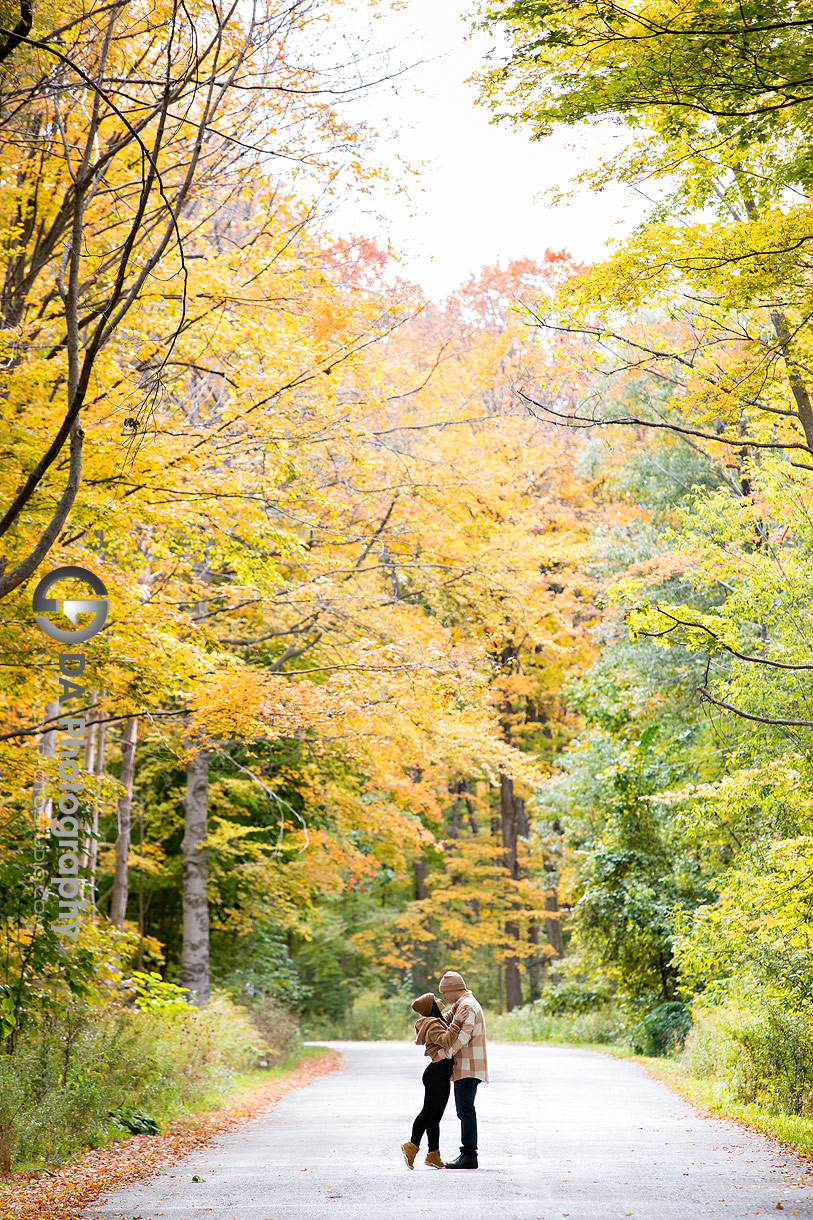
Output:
[32,565,109,644]
[31,565,109,939]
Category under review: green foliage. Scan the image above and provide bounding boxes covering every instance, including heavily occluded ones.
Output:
[684,992,813,1115]
[478,0,813,196]
[0,984,14,1041]
[110,1111,160,1136]
[631,1001,691,1057]
[303,988,415,1041]
[538,708,712,1014]
[217,923,311,1012]
[534,978,611,1015]
[122,971,192,1014]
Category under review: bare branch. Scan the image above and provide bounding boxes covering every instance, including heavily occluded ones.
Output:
[698,687,813,729]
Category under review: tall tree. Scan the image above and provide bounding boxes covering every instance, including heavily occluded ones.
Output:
[181,746,211,1006]
[109,717,137,928]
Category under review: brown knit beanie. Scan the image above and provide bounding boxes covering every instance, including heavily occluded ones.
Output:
[438,970,467,999]
[411,992,436,1016]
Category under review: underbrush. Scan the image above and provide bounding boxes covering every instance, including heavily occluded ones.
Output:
[301,980,625,1045]
[682,995,813,1114]
[0,990,301,1171]
[486,1001,624,1045]
[303,990,414,1040]
[243,995,302,1065]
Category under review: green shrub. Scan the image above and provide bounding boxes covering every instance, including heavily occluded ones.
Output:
[681,1004,745,1081]
[110,1111,160,1135]
[631,1001,692,1057]
[536,979,611,1015]
[684,998,813,1114]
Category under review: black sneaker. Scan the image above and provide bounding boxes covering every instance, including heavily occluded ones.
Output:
[444,1152,478,1169]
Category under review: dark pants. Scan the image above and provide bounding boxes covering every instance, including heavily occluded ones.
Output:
[454,1077,480,1155]
[411,1059,453,1151]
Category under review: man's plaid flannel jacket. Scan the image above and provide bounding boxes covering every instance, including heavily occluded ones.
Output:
[433,989,488,1083]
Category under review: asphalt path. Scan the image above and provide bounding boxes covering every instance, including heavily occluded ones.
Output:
[87,1041,813,1220]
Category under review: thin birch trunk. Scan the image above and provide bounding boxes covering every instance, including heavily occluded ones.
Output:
[181,747,210,1006]
[88,703,106,895]
[36,700,60,827]
[109,715,137,927]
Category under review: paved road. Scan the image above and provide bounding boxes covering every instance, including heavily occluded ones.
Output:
[87,1041,813,1220]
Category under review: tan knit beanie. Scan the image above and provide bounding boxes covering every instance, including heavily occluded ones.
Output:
[438,970,467,998]
[411,992,436,1016]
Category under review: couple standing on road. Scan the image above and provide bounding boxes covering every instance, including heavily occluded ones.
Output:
[401,969,488,1171]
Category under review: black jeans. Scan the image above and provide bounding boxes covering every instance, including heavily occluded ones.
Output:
[453,1076,480,1155]
[411,1058,453,1151]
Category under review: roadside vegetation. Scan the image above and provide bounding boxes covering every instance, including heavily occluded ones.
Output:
[0,965,311,1173]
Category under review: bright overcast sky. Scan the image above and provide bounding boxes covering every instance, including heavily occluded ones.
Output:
[330,0,649,301]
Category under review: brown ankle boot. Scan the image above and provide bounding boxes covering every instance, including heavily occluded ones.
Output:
[401,1140,419,1168]
[425,1149,444,1169]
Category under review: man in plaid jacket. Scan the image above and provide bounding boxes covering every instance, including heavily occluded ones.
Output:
[432,969,488,1169]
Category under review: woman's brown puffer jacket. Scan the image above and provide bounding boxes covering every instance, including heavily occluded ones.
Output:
[411,992,451,1063]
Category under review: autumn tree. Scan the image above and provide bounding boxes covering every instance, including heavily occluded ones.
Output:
[478,0,813,464]
[0,0,379,598]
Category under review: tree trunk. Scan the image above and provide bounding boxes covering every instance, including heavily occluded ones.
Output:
[448,781,460,839]
[544,880,564,960]
[527,920,542,1001]
[544,824,565,982]
[181,747,210,1006]
[88,702,106,897]
[35,700,59,827]
[770,308,813,452]
[728,165,813,456]
[504,945,523,1011]
[109,716,137,927]
[517,794,529,837]
[415,853,427,900]
[79,691,97,877]
[501,774,519,876]
[500,773,523,1011]
[461,778,479,833]
[137,800,145,970]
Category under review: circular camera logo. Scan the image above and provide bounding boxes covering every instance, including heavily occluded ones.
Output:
[32,566,109,644]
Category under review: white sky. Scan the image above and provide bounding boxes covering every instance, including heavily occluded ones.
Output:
[331,0,649,301]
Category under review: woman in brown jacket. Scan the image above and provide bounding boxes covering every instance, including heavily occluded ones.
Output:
[401,992,454,1170]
